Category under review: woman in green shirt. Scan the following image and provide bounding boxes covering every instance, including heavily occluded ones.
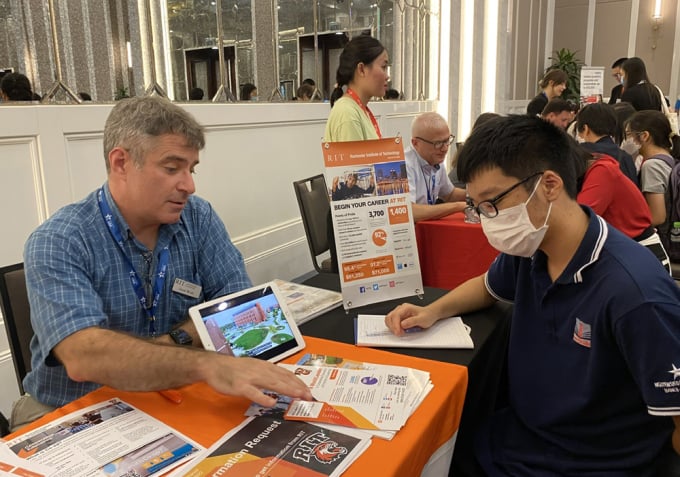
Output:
[325,35,389,142]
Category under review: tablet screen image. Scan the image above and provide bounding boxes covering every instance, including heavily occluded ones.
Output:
[189,283,305,363]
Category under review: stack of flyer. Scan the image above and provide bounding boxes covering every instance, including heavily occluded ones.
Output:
[273,279,343,325]
[247,353,433,441]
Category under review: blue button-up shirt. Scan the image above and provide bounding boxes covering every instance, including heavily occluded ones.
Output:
[23,184,251,406]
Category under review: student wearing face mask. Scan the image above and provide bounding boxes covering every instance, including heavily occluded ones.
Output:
[620,57,663,112]
[575,102,639,187]
[607,57,627,104]
[612,102,641,160]
[385,114,680,476]
[625,110,680,256]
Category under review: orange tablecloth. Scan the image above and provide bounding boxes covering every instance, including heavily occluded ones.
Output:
[7,337,468,477]
[416,212,499,290]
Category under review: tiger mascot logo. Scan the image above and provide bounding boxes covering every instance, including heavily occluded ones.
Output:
[312,441,348,464]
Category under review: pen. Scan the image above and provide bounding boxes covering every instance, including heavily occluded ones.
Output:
[404,326,424,333]
[158,389,183,404]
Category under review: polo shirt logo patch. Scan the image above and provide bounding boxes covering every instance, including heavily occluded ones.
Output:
[573,318,592,348]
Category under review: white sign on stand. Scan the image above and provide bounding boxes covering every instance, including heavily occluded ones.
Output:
[323,138,423,310]
[580,66,605,103]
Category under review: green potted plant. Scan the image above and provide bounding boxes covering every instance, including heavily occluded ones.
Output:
[545,48,583,104]
[114,86,130,101]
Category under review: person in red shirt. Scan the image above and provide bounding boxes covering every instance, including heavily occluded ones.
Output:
[576,149,670,271]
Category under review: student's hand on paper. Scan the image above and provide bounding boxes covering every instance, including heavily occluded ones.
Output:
[206,355,313,407]
[384,303,438,336]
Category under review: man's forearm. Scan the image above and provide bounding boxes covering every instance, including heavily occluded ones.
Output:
[412,202,466,222]
[54,327,213,391]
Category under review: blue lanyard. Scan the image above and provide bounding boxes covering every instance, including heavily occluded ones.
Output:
[422,168,436,205]
[97,188,169,336]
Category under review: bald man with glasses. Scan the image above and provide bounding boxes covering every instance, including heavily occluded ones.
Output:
[405,112,467,222]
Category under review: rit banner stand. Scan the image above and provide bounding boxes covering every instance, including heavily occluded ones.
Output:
[323,137,423,310]
[580,66,605,104]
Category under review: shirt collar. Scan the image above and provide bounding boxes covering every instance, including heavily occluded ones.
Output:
[533,206,608,285]
[410,147,439,173]
[101,182,183,249]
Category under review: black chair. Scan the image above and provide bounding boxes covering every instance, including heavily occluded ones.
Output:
[293,174,334,273]
[671,262,680,281]
[0,410,9,437]
[0,263,32,395]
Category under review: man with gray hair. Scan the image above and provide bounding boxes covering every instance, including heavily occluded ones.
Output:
[405,112,467,222]
[12,96,312,431]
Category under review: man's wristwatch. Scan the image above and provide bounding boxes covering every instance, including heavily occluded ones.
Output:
[169,328,193,346]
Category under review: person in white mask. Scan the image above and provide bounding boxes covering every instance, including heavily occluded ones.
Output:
[385,114,680,476]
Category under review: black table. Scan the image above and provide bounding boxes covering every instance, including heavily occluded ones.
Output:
[300,273,511,477]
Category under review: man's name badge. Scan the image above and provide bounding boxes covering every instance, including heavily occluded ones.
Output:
[172,278,202,298]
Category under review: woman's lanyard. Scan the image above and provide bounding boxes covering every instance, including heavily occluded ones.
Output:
[346,88,382,138]
[421,167,437,205]
[97,188,169,336]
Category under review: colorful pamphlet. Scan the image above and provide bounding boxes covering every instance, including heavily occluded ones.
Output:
[4,399,202,477]
[273,279,343,325]
[279,363,431,431]
[169,415,371,477]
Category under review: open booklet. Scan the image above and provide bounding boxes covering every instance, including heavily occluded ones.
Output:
[355,314,474,349]
[4,398,202,477]
[273,279,343,325]
[166,415,371,477]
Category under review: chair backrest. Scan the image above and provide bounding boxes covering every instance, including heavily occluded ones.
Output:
[0,263,32,395]
[293,174,331,273]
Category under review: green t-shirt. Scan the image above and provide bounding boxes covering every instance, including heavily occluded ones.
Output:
[324,95,380,142]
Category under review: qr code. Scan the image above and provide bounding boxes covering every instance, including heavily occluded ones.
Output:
[387,374,407,386]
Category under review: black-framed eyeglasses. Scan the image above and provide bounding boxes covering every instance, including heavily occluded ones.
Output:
[415,134,455,149]
[473,171,544,218]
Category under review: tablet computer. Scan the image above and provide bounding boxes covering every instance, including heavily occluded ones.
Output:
[188,282,305,363]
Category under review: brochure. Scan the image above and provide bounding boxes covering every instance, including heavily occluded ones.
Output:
[279,364,430,431]
[355,314,474,349]
[273,279,343,325]
[4,398,202,477]
[0,441,56,477]
[295,353,371,370]
[169,415,371,477]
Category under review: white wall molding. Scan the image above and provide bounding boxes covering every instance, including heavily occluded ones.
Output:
[0,100,434,414]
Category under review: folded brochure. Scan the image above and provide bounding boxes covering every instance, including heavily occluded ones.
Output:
[169,415,371,477]
[279,363,430,431]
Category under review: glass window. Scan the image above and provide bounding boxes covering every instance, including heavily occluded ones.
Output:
[0,0,438,103]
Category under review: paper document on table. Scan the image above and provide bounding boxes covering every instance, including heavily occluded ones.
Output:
[244,356,432,440]
[356,314,474,349]
[167,415,371,477]
[0,441,56,477]
[273,279,343,325]
[279,363,431,431]
[4,398,202,477]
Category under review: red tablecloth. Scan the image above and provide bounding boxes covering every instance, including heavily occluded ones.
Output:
[416,212,499,289]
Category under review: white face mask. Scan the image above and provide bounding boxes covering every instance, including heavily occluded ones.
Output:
[480,178,552,257]
[620,137,641,157]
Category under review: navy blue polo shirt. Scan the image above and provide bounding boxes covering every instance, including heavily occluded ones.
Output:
[476,207,680,475]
